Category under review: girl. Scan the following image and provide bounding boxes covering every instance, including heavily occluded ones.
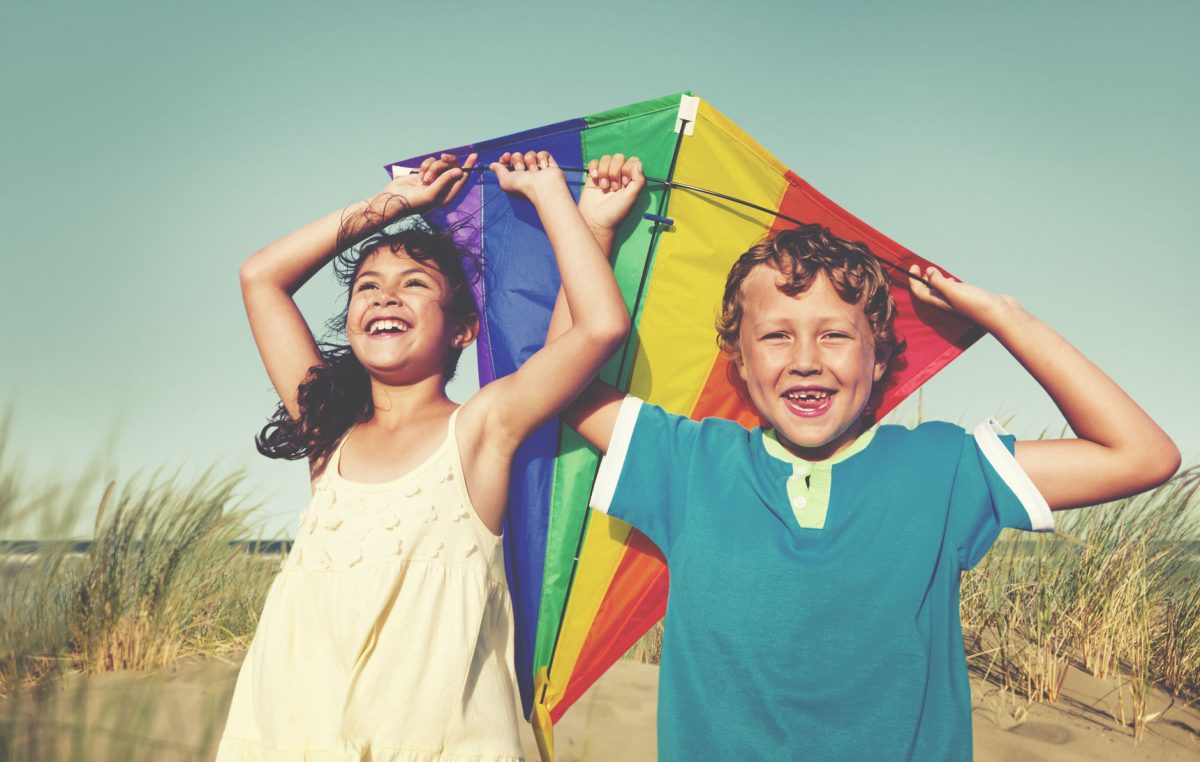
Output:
[217,150,642,761]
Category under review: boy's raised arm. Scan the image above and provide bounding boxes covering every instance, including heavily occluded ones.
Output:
[546,154,645,454]
[910,266,1181,510]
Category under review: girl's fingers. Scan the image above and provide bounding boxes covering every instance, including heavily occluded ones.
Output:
[423,159,452,184]
[535,150,550,169]
[587,159,600,185]
[418,156,436,182]
[545,152,557,168]
[523,151,538,169]
[447,153,478,196]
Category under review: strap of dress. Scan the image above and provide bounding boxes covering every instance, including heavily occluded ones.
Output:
[328,423,359,479]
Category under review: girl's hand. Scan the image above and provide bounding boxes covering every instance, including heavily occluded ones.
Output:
[908,264,1020,332]
[491,151,566,201]
[376,152,477,217]
[578,154,645,233]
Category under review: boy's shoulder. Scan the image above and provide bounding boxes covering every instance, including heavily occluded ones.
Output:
[629,402,764,467]
[872,420,971,459]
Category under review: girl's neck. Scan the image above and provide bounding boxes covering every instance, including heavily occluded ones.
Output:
[367,375,454,431]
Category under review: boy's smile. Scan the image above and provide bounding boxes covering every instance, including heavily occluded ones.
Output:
[733,266,887,461]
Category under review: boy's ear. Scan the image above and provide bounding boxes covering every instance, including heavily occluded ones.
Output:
[731,349,749,382]
[872,346,890,383]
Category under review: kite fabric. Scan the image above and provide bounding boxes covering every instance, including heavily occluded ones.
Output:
[386,92,983,760]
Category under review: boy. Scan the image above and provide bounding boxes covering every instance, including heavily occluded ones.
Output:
[556,156,1180,760]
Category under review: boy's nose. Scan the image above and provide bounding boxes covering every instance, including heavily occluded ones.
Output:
[788,342,822,376]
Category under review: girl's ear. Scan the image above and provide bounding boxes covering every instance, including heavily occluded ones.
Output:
[452,313,480,350]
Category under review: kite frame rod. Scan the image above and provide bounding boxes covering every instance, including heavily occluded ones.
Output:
[457,165,932,286]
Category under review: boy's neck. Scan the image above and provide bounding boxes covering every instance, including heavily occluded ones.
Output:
[767,421,871,463]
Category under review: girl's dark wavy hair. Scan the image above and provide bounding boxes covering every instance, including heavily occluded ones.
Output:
[255,219,480,464]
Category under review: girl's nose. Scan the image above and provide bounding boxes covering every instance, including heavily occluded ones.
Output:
[372,292,401,308]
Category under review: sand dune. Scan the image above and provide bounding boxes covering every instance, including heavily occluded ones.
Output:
[3,654,1197,760]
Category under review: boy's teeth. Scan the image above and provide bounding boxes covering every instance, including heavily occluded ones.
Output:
[785,390,830,400]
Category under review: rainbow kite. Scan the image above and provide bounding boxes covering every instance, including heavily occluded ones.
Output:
[387,93,982,759]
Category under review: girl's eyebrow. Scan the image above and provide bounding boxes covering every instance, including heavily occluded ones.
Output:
[354,267,431,283]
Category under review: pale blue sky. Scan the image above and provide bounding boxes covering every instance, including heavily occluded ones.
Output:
[2,1,1196,538]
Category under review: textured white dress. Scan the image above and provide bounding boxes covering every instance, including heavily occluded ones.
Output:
[217,410,524,761]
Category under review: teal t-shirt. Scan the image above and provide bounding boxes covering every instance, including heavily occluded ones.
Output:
[590,398,1053,762]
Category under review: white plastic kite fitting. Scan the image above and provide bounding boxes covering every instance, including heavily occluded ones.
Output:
[675,95,700,136]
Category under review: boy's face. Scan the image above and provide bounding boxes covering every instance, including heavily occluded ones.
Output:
[733,265,887,460]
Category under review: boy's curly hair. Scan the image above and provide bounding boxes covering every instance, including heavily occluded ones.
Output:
[255,224,480,464]
[716,224,903,372]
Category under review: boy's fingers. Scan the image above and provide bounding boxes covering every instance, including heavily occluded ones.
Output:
[463,153,478,170]
[545,152,558,168]
[523,151,538,169]
[587,159,599,183]
[536,150,550,169]
[908,265,930,298]
[609,153,626,180]
[596,155,612,190]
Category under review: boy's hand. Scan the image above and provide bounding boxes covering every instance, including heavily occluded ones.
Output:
[908,265,1020,332]
[377,152,477,216]
[578,154,645,233]
[491,150,566,202]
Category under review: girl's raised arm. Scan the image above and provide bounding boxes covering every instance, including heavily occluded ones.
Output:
[239,154,474,418]
[463,151,633,454]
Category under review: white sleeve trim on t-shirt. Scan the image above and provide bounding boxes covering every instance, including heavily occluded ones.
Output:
[589,396,644,515]
[972,418,1054,532]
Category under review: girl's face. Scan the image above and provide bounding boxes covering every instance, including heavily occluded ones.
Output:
[345,247,471,385]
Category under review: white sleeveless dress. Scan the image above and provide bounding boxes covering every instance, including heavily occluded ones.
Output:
[217,410,524,761]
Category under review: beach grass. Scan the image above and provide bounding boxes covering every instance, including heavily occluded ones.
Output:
[0,426,280,758]
[959,466,1200,738]
[0,433,277,696]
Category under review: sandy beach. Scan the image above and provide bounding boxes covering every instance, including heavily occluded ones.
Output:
[3,653,1197,760]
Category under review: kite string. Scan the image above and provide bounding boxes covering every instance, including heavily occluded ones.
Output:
[452,165,932,287]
